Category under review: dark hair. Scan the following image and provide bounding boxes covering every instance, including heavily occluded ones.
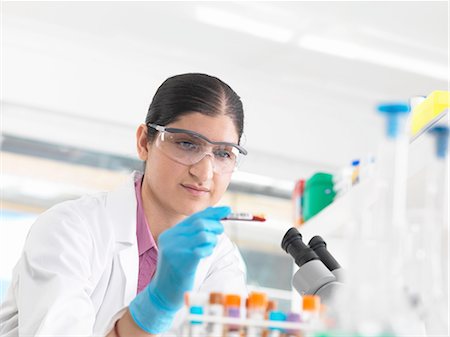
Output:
[145,73,244,143]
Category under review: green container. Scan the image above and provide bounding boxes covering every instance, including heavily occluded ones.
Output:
[303,172,336,221]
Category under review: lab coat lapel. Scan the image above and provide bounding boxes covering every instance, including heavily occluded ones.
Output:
[106,172,140,306]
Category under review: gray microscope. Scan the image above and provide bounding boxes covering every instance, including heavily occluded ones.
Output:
[281,227,344,305]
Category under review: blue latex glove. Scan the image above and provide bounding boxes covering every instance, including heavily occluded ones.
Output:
[129,206,231,334]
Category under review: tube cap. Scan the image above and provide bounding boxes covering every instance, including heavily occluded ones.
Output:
[302,295,320,312]
[225,294,241,307]
[209,292,224,305]
[268,311,286,331]
[377,102,410,138]
[377,103,410,113]
[189,306,204,315]
[269,311,286,321]
[189,306,204,325]
[248,292,268,309]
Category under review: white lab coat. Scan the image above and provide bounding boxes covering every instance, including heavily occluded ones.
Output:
[0,172,247,336]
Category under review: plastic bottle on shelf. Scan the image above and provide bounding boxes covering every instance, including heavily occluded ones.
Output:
[208,292,225,337]
[303,173,336,221]
[412,125,449,336]
[224,294,242,337]
[333,166,352,198]
[374,102,414,327]
[246,292,268,337]
[292,179,305,226]
[331,102,427,336]
[267,311,286,337]
[334,155,376,199]
[358,155,375,183]
[350,159,360,185]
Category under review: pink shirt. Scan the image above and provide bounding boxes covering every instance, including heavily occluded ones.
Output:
[135,176,159,294]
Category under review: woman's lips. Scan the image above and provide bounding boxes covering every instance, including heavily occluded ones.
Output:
[181,184,210,196]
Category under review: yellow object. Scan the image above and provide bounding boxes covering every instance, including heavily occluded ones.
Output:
[411,91,449,137]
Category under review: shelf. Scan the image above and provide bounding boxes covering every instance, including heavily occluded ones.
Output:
[298,179,377,241]
[186,314,314,331]
[299,92,449,242]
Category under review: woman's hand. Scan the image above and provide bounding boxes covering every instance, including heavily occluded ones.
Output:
[128,206,231,334]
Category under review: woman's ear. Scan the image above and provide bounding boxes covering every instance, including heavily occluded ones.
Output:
[136,124,149,161]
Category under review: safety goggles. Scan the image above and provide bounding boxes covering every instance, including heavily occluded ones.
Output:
[147,123,247,174]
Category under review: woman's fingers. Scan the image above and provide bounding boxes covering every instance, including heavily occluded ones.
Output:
[177,218,224,236]
[178,206,231,226]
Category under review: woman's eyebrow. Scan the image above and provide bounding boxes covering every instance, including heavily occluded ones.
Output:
[166,127,237,145]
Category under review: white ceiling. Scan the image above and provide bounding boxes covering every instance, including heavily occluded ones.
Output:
[3,1,449,182]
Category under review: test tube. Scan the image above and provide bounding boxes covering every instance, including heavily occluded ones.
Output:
[189,305,205,337]
[261,300,278,337]
[301,295,320,325]
[224,294,241,337]
[285,313,301,337]
[208,292,225,337]
[246,292,268,337]
[267,311,286,337]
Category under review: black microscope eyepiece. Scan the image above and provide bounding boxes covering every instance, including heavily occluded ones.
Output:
[281,227,319,267]
[308,235,341,271]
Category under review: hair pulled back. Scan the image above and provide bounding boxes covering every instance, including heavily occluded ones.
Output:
[145,73,244,143]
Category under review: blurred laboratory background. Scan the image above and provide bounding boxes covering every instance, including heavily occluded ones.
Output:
[1,0,448,314]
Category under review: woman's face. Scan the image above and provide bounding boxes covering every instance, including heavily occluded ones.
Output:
[138,112,239,217]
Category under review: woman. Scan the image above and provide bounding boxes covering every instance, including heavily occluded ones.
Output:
[0,73,248,336]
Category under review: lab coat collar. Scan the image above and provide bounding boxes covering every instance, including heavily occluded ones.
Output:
[105,171,142,306]
[106,171,141,245]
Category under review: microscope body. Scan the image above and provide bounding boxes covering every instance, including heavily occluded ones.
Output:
[292,261,343,304]
[282,228,344,305]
